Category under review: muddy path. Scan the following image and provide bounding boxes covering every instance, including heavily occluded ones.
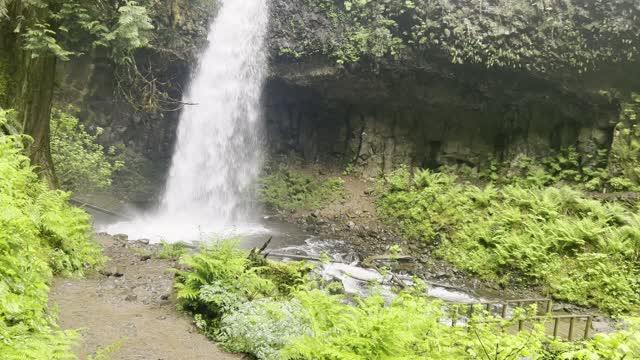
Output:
[49,233,240,360]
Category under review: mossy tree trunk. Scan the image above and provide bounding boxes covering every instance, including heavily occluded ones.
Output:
[16,53,58,188]
[11,0,59,188]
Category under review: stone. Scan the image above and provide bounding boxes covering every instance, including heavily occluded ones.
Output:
[100,267,124,278]
[346,221,355,230]
[124,294,137,302]
[113,234,129,242]
[435,272,449,279]
[591,321,610,333]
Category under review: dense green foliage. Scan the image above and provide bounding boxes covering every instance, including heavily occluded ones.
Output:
[176,241,640,359]
[3,0,154,64]
[50,109,123,193]
[442,147,614,192]
[0,109,103,358]
[608,93,640,191]
[376,167,640,314]
[259,167,345,211]
[0,56,13,106]
[291,0,640,74]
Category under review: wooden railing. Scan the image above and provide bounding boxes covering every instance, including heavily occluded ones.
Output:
[449,298,595,340]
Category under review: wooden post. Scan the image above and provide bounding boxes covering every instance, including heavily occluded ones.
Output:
[545,300,552,314]
[485,303,491,313]
[553,317,560,338]
[518,319,524,331]
[501,303,508,318]
[584,316,592,339]
[568,317,575,341]
[451,307,458,326]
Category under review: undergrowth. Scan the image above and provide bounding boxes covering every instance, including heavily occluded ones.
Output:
[155,240,189,260]
[259,166,345,211]
[176,241,640,359]
[376,167,640,314]
[0,109,103,358]
[441,147,618,192]
[50,109,124,193]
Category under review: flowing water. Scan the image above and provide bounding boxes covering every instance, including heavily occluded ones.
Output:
[102,0,269,241]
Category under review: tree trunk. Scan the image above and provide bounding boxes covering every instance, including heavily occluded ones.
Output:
[12,1,59,188]
[17,53,58,188]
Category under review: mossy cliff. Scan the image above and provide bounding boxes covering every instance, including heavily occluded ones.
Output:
[55,0,640,192]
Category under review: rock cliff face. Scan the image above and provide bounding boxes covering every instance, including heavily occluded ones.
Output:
[60,0,623,190]
[54,0,214,198]
[263,63,618,176]
[263,0,620,175]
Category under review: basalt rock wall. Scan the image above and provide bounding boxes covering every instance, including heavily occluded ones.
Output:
[262,62,618,176]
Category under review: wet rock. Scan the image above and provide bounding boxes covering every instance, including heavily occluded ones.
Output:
[113,234,129,242]
[435,272,449,279]
[140,255,152,262]
[125,294,137,302]
[160,294,170,301]
[591,321,610,333]
[101,266,125,277]
[346,221,355,230]
[552,303,572,312]
[311,210,320,218]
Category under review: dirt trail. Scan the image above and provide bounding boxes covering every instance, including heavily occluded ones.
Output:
[49,234,240,360]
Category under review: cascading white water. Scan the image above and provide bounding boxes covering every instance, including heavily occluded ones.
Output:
[103,0,269,242]
[162,0,268,224]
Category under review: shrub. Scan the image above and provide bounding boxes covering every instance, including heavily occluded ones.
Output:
[218,299,310,360]
[259,167,345,211]
[50,109,124,193]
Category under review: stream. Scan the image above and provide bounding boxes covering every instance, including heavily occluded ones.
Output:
[95,209,485,305]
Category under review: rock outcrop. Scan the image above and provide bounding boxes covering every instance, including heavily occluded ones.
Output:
[264,0,621,175]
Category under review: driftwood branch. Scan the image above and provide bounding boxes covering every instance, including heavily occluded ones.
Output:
[259,236,272,253]
[265,252,322,261]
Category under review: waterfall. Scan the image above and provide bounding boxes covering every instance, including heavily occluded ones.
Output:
[103,0,269,242]
[162,0,268,225]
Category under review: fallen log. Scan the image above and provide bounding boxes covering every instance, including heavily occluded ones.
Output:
[69,198,130,220]
[265,252,323,262]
